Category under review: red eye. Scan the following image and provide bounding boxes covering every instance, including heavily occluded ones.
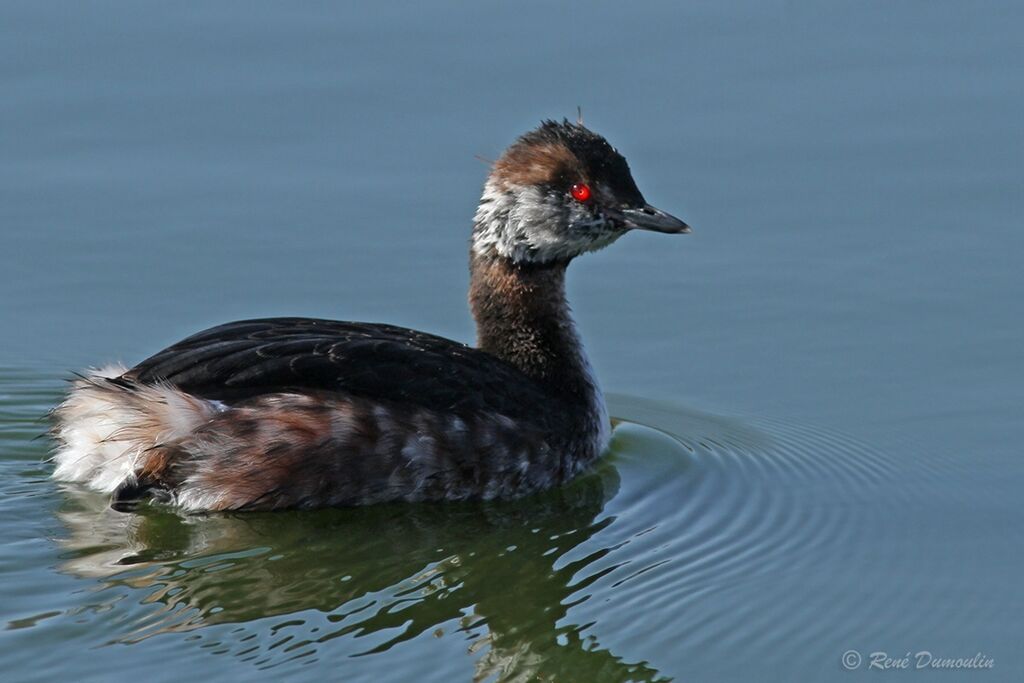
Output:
[570,183,591,202]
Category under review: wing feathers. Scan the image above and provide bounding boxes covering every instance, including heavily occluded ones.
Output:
[127,318,556,423]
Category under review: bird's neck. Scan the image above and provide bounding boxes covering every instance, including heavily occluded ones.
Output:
[469,251,599,405]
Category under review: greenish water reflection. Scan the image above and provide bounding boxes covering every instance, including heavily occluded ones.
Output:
[54,460,666,681]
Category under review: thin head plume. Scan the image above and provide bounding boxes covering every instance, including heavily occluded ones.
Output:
[576,106,584,125]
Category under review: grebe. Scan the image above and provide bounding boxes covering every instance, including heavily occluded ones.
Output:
[51,120,689,512]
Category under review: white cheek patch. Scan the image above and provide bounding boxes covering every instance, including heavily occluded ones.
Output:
[472,181,621,263]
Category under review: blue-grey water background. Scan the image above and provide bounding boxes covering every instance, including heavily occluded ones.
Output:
[2,1,1022,681]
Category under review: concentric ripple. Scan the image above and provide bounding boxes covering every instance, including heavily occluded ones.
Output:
[0,371,1017,682]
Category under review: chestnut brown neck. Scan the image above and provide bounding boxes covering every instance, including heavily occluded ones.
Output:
[468,252,594,401]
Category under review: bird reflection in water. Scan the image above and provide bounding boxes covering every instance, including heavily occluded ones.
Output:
[54,460,667,681]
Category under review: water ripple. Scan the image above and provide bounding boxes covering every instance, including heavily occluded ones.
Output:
[0,372,1013,682]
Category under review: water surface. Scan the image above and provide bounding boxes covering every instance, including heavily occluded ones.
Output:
[2,1,1022,681]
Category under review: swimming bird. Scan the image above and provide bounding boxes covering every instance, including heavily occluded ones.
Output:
[50,120,689,512]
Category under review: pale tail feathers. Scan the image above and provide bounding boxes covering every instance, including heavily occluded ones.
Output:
[50,365,221,494]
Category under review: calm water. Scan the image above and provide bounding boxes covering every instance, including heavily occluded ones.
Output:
[2,2,1023,681]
